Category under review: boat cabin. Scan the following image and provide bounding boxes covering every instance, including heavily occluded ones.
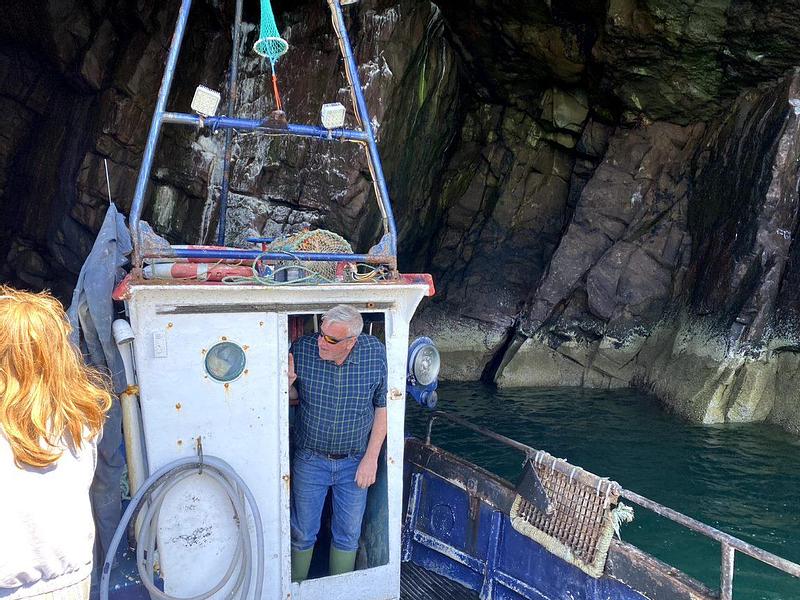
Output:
[114,279,432,599]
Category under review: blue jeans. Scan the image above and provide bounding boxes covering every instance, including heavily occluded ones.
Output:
[291,448,368,552]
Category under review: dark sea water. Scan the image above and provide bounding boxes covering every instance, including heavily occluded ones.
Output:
[405,383,800,600]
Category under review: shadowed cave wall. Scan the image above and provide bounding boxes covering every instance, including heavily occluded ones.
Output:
[2,0,800,433]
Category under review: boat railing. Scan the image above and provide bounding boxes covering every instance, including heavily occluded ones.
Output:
[425,410,800,600]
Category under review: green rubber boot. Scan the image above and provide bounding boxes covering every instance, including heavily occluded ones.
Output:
[328,546,357,576]
[291,548,314,582]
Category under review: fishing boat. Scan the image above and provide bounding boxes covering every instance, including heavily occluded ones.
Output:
[94,1,800,599]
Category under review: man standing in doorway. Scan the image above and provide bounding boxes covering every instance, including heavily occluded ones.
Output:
[288,304,387,581]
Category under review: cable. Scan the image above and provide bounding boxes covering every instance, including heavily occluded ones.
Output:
[100,456,264,600]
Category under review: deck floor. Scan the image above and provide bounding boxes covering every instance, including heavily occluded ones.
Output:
[400,561,478,600]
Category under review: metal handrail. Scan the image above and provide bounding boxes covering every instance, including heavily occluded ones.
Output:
[425,410,800,600]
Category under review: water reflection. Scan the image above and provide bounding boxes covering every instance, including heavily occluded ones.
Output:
[405,383,800,600]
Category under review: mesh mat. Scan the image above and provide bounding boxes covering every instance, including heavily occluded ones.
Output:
[509,456,622,578]
[268,229,353,282]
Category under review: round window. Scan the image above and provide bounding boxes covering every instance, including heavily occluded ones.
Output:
[204,342,246,382]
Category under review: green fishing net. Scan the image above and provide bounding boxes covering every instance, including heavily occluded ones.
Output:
[253,0,289,64]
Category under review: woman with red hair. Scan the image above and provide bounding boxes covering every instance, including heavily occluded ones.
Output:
[0,286,112,599]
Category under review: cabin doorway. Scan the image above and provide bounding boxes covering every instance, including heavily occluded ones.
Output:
[287,312,390,581]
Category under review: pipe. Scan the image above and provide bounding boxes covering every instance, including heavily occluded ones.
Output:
[145,246,396,266]
[113,319,148,540]
[130,0,194,267]
[217,0,244,246]
[99,455,265,600]
[327,0,398,255]
[113,320,149,497]
[161,112,370,141]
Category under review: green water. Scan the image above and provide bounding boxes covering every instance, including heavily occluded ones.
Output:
[405,383,800,600]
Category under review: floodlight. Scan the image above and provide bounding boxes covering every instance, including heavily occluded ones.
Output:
[191,85,221,117]
[321,102,347,129]
[407,337,441,408]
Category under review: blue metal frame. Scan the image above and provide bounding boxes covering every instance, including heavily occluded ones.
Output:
[161,113,371,141]
[327,0,398,255]
[128,0,399,268]
[152,247,391,264]
[129,0,193,266]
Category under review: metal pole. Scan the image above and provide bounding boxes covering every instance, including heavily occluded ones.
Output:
[721,543,735,600]
[161,113,370,141]
[621,489,800,578]
[327,0,398,255]
[216,0,243,246]
[129,0,194,267]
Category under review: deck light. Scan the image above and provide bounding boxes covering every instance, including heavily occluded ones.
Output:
[407,337,441,408]
[321,102,347,129]
[191,85,221,117]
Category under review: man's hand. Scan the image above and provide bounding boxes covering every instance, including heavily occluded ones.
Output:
[288,353,299,405]
[288,353,297,386]
[355,455,378,489]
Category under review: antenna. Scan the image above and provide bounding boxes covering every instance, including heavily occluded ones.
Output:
[103,159,113,204]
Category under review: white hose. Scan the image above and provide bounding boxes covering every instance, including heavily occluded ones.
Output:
[100,456,264,600]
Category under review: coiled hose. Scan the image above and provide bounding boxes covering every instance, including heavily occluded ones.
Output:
[100,456,264,600]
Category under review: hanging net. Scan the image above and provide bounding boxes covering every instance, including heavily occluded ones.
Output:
[253,0,289,64]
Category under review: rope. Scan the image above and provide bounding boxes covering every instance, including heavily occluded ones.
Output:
[611,502,635,540]
[271,69,283,112]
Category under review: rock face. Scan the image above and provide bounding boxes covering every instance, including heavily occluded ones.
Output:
[498,71,800,435]
[2,1,800,433]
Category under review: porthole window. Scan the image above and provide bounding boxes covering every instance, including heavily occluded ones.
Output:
[205,342,246,382]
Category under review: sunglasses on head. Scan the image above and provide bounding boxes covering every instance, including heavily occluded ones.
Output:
[321,333,355,345]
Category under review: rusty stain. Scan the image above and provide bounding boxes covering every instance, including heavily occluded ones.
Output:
[221,335,228,341]
[177,439,183,446]
[259,321,264,327]
[367,302,376,308]
[201,348,207,355]
[175,403,181,410]
[390,388,403,401]
[389,457,395,464]
[244,369,249,375]
[224,383,230,390]
[243,344,249,351]
[167,322,173,329]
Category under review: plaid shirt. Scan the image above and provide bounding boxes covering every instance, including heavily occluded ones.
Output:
[292,333,388,455]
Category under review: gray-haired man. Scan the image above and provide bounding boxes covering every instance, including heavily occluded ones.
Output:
[288,305,388,581]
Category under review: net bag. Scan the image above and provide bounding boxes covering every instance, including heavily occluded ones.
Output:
[268,230,353,282]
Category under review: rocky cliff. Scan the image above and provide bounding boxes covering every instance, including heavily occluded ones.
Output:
[2,0,800,433]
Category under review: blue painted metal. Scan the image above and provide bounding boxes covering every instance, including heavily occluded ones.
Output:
[161,112,371,141]
[245,237,275,244]
[327,0,398,255]
[479,511,503,600]
[402,472,423,562]
[129,0,193,265]
[403,469,650,600]
[150,247,392,264]
[216,0,244,246]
